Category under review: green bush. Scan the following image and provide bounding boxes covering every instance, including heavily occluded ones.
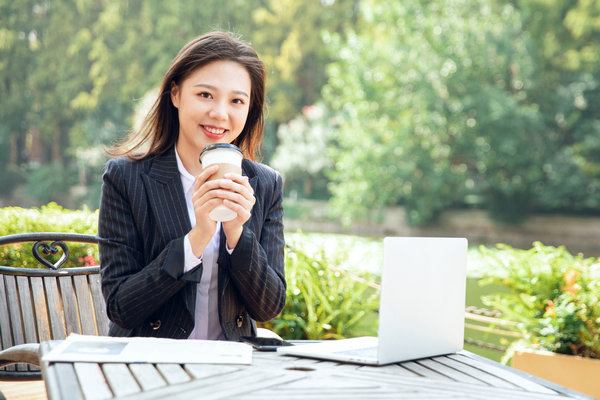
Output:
[477,242,600,361]
[1,205,381,339]
[0,202,99,268]
[262,234,381,340]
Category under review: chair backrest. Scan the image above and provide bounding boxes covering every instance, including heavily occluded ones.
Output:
[0,233,109,377]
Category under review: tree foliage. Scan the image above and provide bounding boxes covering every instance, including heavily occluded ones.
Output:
[322,0,600,225]
[1,0,598,224]
[1,0,357,206]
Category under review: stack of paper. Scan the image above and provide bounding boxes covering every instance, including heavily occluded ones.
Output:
[42,334,252,364]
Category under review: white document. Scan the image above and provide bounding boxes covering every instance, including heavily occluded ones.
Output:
[42,334,252,364]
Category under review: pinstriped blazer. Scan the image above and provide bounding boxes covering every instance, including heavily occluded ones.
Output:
[98,146,286,340]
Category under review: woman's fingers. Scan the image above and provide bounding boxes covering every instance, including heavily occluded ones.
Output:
[222,174,255,203]
[192,172,255,229]
[193,165,218,191]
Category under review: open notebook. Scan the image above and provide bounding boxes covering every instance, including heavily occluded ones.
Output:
[277,237,468,365]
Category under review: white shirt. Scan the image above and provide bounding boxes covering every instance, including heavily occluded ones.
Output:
[175,148,225,340]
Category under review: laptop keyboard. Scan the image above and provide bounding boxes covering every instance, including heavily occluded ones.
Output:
[333,346,377,358]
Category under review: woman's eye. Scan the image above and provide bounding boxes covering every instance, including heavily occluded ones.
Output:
[198,92,212,98]
[232,98,245,105]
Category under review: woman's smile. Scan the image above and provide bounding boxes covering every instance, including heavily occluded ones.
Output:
[203,125,227,139]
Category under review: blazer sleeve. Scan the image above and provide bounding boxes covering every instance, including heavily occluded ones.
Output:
[225,164,286,322]
[98,158,201,330]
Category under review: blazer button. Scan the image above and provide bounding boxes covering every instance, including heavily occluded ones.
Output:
[149,320,161,330]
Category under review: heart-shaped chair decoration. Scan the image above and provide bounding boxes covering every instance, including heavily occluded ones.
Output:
[32,241,70,270]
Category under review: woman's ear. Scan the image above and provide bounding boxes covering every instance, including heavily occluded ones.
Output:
[170,82,180,108]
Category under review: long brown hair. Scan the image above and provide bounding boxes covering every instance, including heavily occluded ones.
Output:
[106,31,266,161]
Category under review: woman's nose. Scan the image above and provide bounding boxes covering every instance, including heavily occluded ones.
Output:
[209,101,228,120]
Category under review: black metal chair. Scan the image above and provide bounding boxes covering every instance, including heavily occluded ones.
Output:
[0,233,109,378]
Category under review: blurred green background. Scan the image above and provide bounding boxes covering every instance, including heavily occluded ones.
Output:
[1,0,599,228]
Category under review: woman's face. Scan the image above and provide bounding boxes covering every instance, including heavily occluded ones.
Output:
[171,60,251,163]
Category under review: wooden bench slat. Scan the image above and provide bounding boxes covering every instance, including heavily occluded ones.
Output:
[0,276,14,348]
[16,276,37,344]
[30,277,51,342]
[5,275,25,347]
[59,276,81,334]
[0,276,17,372]
[73,275,97,335]
[89,274,109,336]
[27,277,52,371]
[14,276,39,372]
[44,277,67,340]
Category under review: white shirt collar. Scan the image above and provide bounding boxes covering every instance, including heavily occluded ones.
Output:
[174,146,195,194]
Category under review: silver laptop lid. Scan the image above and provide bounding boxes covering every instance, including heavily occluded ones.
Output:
[377,237,467,364]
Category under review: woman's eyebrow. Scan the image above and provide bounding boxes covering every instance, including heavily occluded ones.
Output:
[193,83,249,98]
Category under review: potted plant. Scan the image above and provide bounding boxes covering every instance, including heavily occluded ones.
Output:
[476,242,600,398]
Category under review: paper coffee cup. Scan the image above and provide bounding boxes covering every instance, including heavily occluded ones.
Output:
[199,143,243,222]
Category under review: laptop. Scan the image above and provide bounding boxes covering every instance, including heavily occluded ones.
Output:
[277,236,468,365]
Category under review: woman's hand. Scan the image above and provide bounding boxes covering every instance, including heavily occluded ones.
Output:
[188,165,220,257]
[220,172,255,249]
[189,166,255,253]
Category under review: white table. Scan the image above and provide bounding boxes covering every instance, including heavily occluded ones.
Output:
[40,341,591,399]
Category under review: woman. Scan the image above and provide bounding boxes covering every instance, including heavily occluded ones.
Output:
[98,31,286,341]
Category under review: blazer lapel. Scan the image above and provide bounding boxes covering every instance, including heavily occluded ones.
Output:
[142,148,192,243]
